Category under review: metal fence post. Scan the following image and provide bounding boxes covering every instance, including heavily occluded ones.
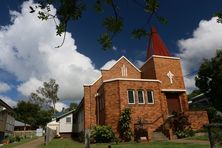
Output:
[85,129,90,148]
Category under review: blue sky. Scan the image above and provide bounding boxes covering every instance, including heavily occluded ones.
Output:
[0,0,222,110]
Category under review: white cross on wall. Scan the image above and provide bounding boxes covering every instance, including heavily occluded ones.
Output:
[167,71,174,84]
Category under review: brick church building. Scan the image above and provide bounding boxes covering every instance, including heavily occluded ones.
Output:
[73,27,208,140]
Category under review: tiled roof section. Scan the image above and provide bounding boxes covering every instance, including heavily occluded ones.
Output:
[146,27,170,59]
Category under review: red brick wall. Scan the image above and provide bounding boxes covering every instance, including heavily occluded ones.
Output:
[101,57,141,81]
[83,55,191,140]
[103,81,121,135]
[185,111,209,131]
[103,79,167,137]
[83,86,91,130]
[141,56,188,114]
[179,93,189,112]
[153,56,186,89]
[83,77,102,130]
[140,58,156,79]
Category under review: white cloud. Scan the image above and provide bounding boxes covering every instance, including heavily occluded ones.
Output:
[134,60,145,68]
[0,1,100,100]
[0,96,17,107]
[55,102,68,112]
[112,46,117,51]
[17,77,43,96]
[177,17,222,91]
[101,59,117,70]
[0,82,11,93]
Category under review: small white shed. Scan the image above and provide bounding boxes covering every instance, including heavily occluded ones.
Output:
[47,109,75,138]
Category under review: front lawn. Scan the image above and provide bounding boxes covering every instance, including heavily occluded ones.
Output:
[38,138,211,148]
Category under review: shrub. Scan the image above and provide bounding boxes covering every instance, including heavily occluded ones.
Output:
[8,135,15,143]
[118,108,133,141]
[78,131,84,142]
[90,125,115,143]
[207,107,222,123]
[170,112,194,138]
[175,130,194,138]
[210,127,222,145]
[15,136,21,142]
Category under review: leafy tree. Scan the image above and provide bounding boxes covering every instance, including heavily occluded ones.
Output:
[31,78,59,114]
[14,101,53,128]
[28,0,166,49]
[68,102,78,111]
[195,50,222,112]
[14,101,40,128]
[215,11,222,23]
[36,109,53,127]
[30,92,46,107]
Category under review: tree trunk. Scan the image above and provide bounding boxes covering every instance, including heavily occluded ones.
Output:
[53,102,56,114]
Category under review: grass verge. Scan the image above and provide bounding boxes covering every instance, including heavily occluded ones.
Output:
[38,138,211,148]
[2,137,38,148]
[185,135,208,141]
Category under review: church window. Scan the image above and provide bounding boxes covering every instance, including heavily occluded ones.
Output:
[128,90,135,104]
[138,90,145,104]
[147,90,154,104]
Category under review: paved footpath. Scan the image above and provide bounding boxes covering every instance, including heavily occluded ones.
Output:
[16,137,44,148]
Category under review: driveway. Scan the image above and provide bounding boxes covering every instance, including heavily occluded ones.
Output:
[16,137,44,148]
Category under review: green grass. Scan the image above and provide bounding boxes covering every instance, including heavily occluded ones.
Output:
[185,135,209,141]
[38,138,211,148]
[2,137,38,148]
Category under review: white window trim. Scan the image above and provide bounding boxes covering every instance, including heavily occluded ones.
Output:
[147,90,154,104]
[138,90,145,104]
[128,90,135,104]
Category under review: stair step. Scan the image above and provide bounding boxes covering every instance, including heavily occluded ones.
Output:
[151,132,168,141]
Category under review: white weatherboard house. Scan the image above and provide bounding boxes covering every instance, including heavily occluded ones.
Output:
[47,110,75,138]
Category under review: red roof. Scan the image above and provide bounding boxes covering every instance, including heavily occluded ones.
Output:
[146,27,170,59]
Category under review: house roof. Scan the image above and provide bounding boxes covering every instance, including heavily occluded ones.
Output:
[146,27,170,59]
[0,99,14,113]
[56,109,75,121]
[15,120,31,127]
[52,111,66,118]
[190,91,210,101]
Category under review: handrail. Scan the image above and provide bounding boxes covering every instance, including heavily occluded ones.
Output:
[134,114,164,125]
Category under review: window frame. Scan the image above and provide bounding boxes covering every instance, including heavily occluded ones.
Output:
[66,117,71,123]
[137,89,145,104]
[127,89,135,104]
[147,90,154,104]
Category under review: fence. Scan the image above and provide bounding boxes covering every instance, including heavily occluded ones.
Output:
[45,127,56,145]
[13,130,35,138]
[204,123,222,148]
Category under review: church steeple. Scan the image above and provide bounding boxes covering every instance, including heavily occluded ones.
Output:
[146,27,170,59]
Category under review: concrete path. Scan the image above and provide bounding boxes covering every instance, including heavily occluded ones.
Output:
[16,137,44,148]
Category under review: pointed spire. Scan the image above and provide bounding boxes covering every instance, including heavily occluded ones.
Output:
[146,27,170,59]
